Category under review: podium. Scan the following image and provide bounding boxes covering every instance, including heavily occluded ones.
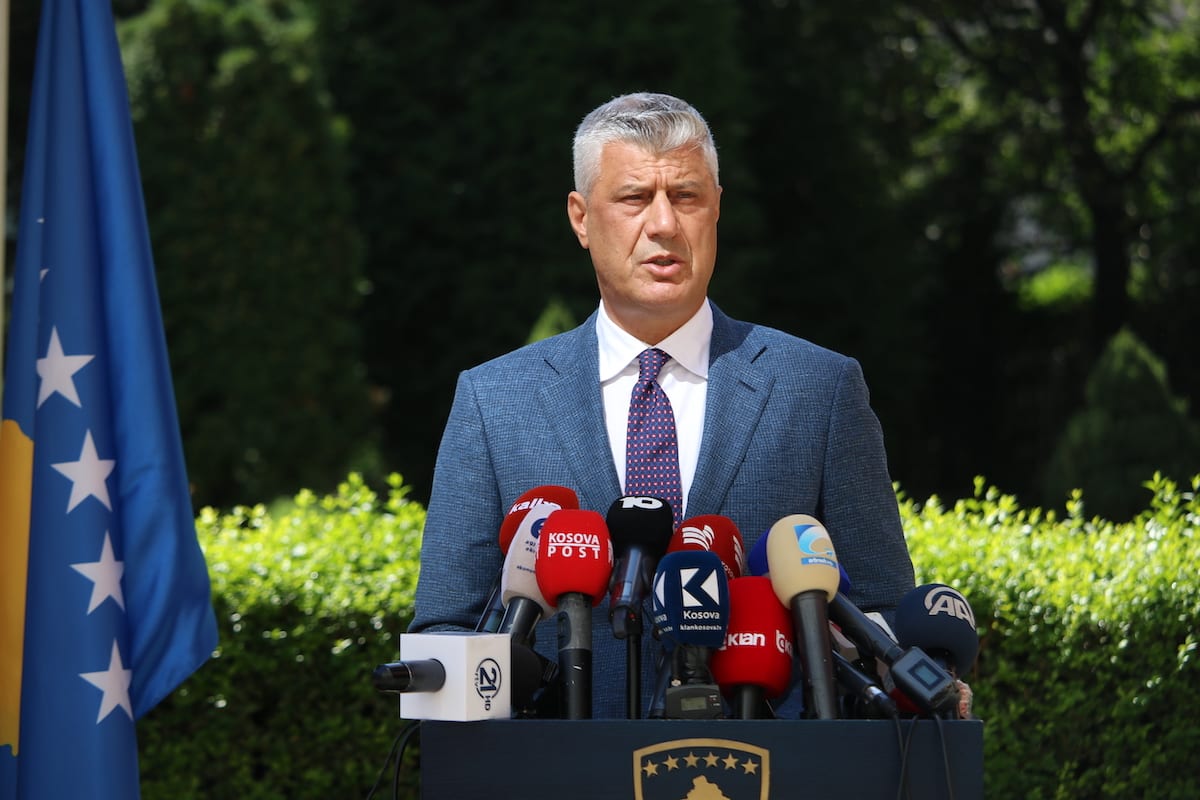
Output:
[420,718,983,799]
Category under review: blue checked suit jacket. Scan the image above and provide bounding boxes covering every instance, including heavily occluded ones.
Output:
[410,302,915,719]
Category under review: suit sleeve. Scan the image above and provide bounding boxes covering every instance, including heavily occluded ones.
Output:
[409,370,506,633]
[818,358,915,619]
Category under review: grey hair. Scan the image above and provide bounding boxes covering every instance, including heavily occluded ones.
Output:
[572,92,719,197]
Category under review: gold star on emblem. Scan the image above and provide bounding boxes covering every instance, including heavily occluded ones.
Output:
[664,755,679,771]
[704,752,720,767]
[723,753,740,770]
[742,759,759,775]
[643,760,659,777]
[684,752,700,768]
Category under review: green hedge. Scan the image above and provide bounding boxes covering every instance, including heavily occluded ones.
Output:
[902,474,1200,799]
[138,472,1200,798]
[138,474,425,798]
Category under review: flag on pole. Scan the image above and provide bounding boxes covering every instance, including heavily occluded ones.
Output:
[0,1,219,796]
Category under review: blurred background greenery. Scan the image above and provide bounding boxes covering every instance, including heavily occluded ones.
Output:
[5,0,1200,522]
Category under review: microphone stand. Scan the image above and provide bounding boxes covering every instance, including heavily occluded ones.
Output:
[612,604,642,719]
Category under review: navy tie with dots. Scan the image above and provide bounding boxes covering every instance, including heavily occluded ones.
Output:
[625,348,683,528]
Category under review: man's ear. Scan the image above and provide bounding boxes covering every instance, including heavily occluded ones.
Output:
[566,191,589,249]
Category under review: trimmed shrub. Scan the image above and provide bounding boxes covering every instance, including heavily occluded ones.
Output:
[903,474,1200,799]
[138,473,424,798]
[137,472,1200,798]
[1041,327,1200,521]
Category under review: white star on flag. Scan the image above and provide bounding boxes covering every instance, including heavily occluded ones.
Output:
[80,640,134,723]
[37,326,95,407]
[71,532,126,613]
[51,430,116,512]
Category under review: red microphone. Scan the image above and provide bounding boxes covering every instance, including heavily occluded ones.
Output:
[667,514,746,581]
[477,485,578,633]
[710,577,795,718]
[498,485,579,554]
[535,509,613,719]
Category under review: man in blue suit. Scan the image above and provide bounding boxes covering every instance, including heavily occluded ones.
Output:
[410,92,915,719]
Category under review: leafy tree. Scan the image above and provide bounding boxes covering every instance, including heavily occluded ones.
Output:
[314,0,755,503]
[903,0,1200,354]
[120,0,375,507]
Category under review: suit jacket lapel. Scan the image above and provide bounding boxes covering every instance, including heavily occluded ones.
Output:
[538,314,623,506]
[689,306,773,517]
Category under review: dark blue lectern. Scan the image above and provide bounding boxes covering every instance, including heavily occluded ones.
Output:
[420,718,984,799]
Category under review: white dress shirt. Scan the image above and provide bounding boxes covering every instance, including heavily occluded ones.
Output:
[596,299,712,519]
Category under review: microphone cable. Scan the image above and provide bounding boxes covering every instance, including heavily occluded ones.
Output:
[892,715,918,800]
[932,713,957,800]
[891,714,958,800]
[364,719,421,800]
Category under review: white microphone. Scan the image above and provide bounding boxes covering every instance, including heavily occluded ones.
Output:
[377,632,513,721]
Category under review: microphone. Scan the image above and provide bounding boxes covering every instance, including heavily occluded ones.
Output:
[765,514,841,719]
[477,485,578,632]
[894,583,979,679]
[605,495,674,720]
[667,514,747,581]
[372,632,520,721]
[535,508,613,719]
[650,550,730,719]
[831,650,898,719]
[606,495,674,637]
[748,529,852,596]
[709,576,794,719]
[827,591,960,718]
[497,501,563,646]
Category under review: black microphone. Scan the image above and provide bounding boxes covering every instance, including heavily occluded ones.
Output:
[832,650,898,719]
[606,495,674,719]
[827,592,960,718]
[372,659,446,693]
[607,495,674,637]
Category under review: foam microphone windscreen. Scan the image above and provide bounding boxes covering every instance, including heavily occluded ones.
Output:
[747,530,768,577]
[606,495,675,551]
[894,583,979,676]
[669,515,746,581]
[710,576,794,699]
[750,525,853,592]
[534,509,613,604]
[764,514,841,604]
[498,485,579,554]
[499,501,560,615]
[651,550,730,649]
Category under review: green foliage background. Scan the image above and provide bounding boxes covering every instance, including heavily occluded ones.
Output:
[4,0,1199,515]
[137,473,1200,799]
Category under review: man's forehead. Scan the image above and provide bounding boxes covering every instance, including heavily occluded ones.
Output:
[598,141,714,186]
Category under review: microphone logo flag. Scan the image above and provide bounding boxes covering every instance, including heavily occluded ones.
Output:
[474,658,502,711]
[681,566,723,610]
[633,738,769,800]
[923,586,976,627]
[793,522,837,569]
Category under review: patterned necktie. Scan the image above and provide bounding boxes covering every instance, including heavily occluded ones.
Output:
[625,348,683,528]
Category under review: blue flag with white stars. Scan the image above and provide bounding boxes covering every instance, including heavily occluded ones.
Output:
[1,1,219,797]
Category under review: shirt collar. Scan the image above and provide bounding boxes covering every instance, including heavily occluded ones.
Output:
[596,300,712,381]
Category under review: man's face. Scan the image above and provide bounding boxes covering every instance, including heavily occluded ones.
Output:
[567,141,721,344]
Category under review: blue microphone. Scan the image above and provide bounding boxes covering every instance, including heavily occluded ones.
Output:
[650,550,730,718]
